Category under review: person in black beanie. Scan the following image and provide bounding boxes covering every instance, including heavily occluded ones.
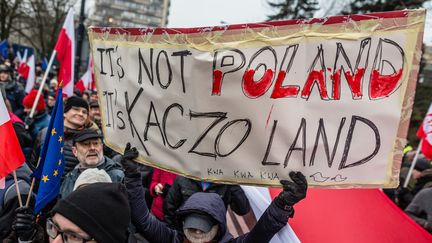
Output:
[13,183,131,243]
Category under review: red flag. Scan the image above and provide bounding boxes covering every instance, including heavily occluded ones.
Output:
[54,9,75,97]
[18,62,30,80]
[417,103,432,160]
[75,55,95,93]
[24,55,36,93]
[0,94,26,179]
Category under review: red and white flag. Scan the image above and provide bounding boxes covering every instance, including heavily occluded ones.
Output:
[17,50,29,80]
[24,55,36,93]
[417,103,432,160]
[0,93,26,181]
[75,55,95,94]
[54,8,75,97]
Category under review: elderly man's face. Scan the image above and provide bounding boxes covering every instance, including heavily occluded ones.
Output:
[48,213,96,243]
[72,138,104,167]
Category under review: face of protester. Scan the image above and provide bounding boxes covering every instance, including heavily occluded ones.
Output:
[48,96,56,107]
[72,138,104,167]
[48,213,96,243]
[0,71,9,82]
[90,94,98,102]
[64,106,88,129]
[90,107,101,122]
[183,225,219,243]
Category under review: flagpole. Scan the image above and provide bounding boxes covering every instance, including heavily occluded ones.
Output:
[12,171,23,207]
[403,139,422,188]
[25,157,40,207]
[28,50,57,120]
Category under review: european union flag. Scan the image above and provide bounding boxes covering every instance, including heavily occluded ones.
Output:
[34,87,65,213]
[0,40,8,59]
[41,57,48,71]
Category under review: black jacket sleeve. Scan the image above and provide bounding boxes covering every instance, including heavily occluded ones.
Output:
[163,178,183,226]
[232,201,292,243]
[228,185,251,216]
[125,173,180,242]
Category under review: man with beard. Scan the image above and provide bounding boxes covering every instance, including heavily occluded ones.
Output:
[89,100,102,128]
[32,96,96,175]
[0,64,25,118]
[60,129,124,197]
[122,144,308,243]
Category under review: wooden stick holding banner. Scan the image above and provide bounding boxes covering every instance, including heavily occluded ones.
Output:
[403,140,422,188]
[12,171,23,207]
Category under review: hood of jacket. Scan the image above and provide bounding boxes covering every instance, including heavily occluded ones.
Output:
[176,192,233,242]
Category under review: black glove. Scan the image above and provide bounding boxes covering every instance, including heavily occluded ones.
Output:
[121,142,139,175]
[24,117,35,130]
[274,171,308,211]
[12,207,36,241]
[161,183,171,198]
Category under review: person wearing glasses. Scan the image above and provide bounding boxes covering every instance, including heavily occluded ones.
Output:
[13,183,130,243]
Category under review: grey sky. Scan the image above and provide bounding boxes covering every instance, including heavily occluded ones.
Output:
[167,0,432,44]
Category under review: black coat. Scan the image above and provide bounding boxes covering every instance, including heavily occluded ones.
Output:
[125,174,292,243]
[163,176,251,226]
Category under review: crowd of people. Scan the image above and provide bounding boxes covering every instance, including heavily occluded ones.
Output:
[0,56,309,242]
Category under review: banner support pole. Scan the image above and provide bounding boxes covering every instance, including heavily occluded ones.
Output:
[403,139,422,188]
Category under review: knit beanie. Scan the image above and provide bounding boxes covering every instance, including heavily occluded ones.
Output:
[52,183,131,243]
[73,168,112,191]
[23,90,46,111]
[64,96,89,113]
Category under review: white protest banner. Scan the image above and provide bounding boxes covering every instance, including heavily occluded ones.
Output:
[88,10,425,187]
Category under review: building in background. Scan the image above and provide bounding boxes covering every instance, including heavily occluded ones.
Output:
[89,0,170,28]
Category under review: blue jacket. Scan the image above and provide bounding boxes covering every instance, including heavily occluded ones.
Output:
[29,112,50,139]
[125,174,292,243]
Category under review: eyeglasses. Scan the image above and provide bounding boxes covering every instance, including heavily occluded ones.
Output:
[46,218,95,243]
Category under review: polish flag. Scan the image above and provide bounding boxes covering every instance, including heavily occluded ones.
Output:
[0,93,26,180]
[54,8,75,97]
[241,186,300,243]
[17,50,29,80]
[24,55,36,93]
[75,56,95,93]
[417,103,432,160]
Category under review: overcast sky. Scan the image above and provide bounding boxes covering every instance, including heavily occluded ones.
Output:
[167,0,432,44]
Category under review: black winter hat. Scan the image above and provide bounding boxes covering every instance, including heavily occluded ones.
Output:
[52,183,131,243]
[64,96,89,113]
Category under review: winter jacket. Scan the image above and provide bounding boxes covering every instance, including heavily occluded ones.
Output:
[405,187,432,232]
[28,112,50,140]
[164,176,250,226]
[0,164,33,239]
[149,168,177,220]
[60,156,125,198]
[125,173,292,243]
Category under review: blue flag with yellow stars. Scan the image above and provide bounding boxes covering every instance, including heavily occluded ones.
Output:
[34,87,65,213]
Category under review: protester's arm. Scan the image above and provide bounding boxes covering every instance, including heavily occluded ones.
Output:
[229,185,251,216]
[121,143,179,242]
[163,178,182,226]
[405,189,432,232]
[234,172,307,243]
